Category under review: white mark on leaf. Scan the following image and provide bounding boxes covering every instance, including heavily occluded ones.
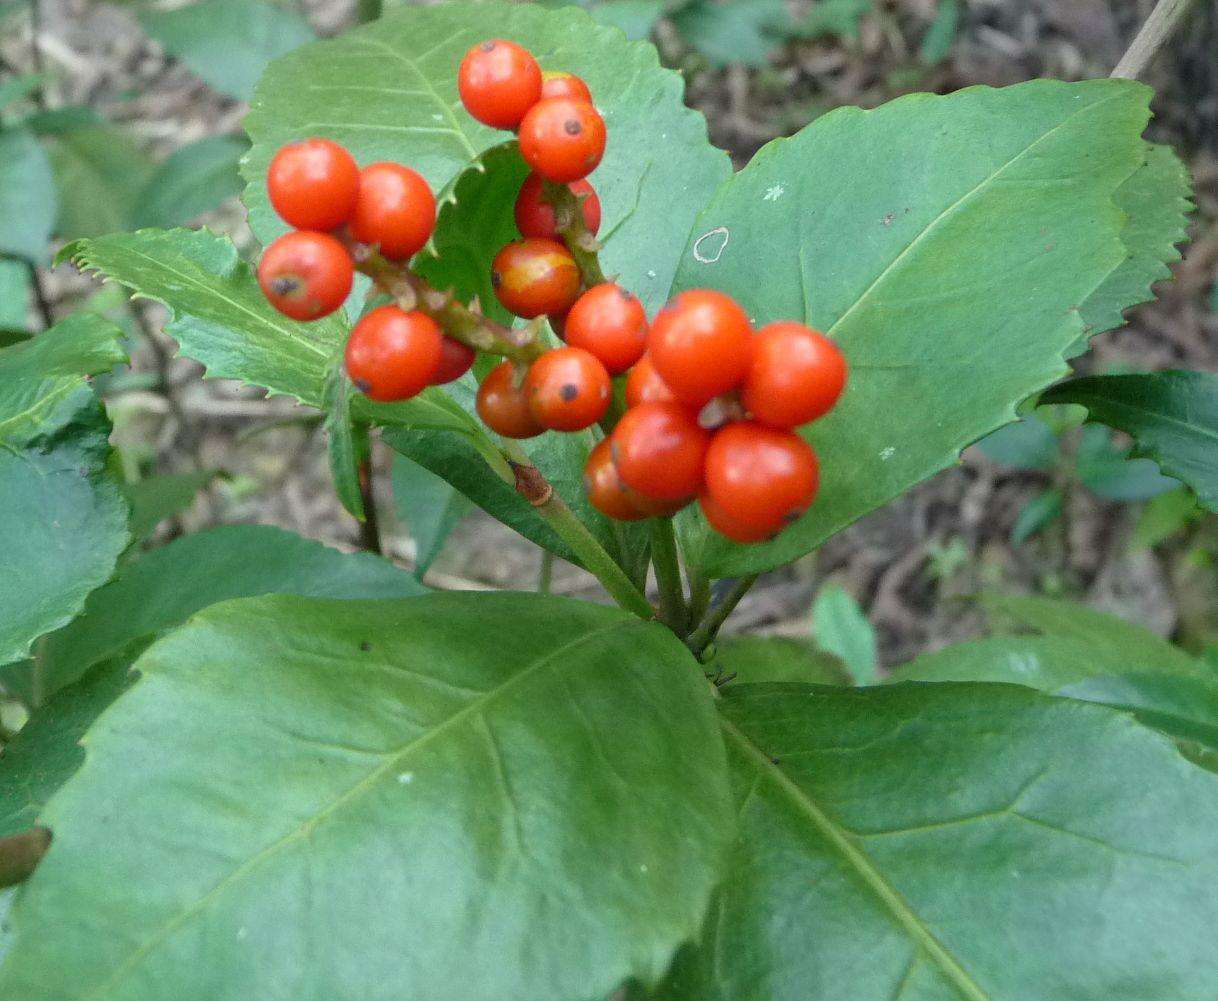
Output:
[692,227,729,264]
[880,446,896,461]
[397,772,414,785]
[646,269,657,279]
[763,184,785,202]
[237,927,248,941]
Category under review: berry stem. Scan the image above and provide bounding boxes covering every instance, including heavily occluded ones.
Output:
[542,179,606,287]
[351,243,545,364]
[650,519,688,632]
[502,441,653,619]
[685,574,760,659]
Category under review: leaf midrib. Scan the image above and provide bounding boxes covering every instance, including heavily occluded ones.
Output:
[719,716,991,1001]
[78,618,640,1001]
[825,90,1127,341]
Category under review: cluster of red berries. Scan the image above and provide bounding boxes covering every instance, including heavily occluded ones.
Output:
[256,38,848,544]
[257,136,475,400]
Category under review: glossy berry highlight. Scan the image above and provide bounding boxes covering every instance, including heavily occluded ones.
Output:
[611,402,710,502]
[344,306,443,402]
[257,230,353,322]
[700,422,819,542]
[524,347,611,431]
[491,237,581,318]
[742,322,847,428]
[267,137,360,232]
[458,39,542,129]
[540,70,593,103]
[514,172,601,241]
[624,354,677,408]
[649,289,753,407]
[350,162,436,261]
[564,284,648,375]
[477,361,544,439]
[519,97,607,183]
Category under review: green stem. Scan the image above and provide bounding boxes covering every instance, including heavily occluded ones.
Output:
[1111,0,1197,79]
[685,574,759,658]
[503,443,653,620]
[543,180,606,288]
[687,566,711,628]
[650,519,687,632]
[538,550,554,594]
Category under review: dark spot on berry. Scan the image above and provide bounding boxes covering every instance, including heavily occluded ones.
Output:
[480,40,495,51]
[359,640,371,652]
[490,270,501,288]
[564,119,582,136]
[559,383,578,402]
[353,378,371,393]
[618,287,633,300]
[783,508,804,525]
[270,276,301,297]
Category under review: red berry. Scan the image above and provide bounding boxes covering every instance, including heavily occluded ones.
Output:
[584,439,686,521]
[266,138,360,231]
[524,347,611,431]
[344,306,443,402]
[431,336,476,385]
[700,422,819,542]
[541,70,593,103]
[514,172,601,240]
[350,163,436,261]
[610,402,709,502]
[491,237,581,318]
[742,322,847,428]
[519,98,606,183]
[476,361,544,439]
[624,353,677,407]
[458,39,542,129]
[565,283,648,375]
[649,289,753,407]
[257,231,353,321]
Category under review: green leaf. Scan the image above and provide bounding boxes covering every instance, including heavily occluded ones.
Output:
[1078,143,1192,340]
[323,367,368,520]
[391,453,473,575]
[61,227,342,407]
[385,426,574,559]
[20,106,103,136]
[0,259,31,336]
[0,653,139,839]
[669,79,1157,578]
[16,523,426,702]
[1130,486,1198,550]
[121,469,219,539]
[0,74,45,112]
[1075,422,1178,501]
[588,0,663,40]
[787,0,874,39]
[713,635,849,686]
[980,592,1203,675]
[0,316,129,668]
[811,584,877,684]
[1010,487,1062,544]
[1043,371,1218,511]
[133,136,247,229]
[0,127,56,261]
[0,593,732,1000]
[243,1,730,315]
[45,125,154,239]
[657,682,1218,1000]
[671,0,791,67]
[138,0,314,102]
[918,0,958,64]
[975,413,1059,470]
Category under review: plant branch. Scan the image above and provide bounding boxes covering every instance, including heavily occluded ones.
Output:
[357,456,382,554]
[543,180,606,288]
[27,262,53,329]
[685,574,759,658]
[1111,0,1197,79]
[503,443,653,619]
[350,244,545,364]
[650,519,687,632]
